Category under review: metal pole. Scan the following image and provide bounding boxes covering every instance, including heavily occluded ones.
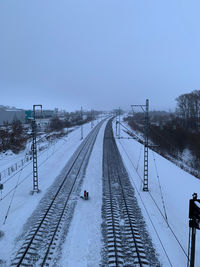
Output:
[81,106,83,140]
[116,111,118,137]
[32,104,42,193]
[91,109,94,129]
[190,226,196,267]
[118,107,121,138]
[143,99,149,191]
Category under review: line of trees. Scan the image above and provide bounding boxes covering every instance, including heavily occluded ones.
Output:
[0,120,28,153]
[0,110,98,153]
[176,90,200,129]
[124,90,200,173]
[48,114,94,132]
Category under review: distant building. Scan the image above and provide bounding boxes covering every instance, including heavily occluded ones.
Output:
[0,107,25,125]
[54,108,59,116]
[25,109,54,122]
[43,110,54,118]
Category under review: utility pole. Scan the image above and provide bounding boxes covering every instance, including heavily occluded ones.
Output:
[143,99,149,191]
[118,107,121,138]
[81,106,83,140]
[91,109,94,129]
[32,104,42,193]
[131,99,149,191]
[115,110,118,137]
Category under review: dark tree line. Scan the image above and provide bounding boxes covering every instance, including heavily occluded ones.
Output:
[48,115,94,132]
[0,120,28,153]
[125,90,200,172]
[176,90,200,129]
[0,111,97,153]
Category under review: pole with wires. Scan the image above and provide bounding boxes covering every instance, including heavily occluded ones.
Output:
[91,109,94,129]
[131,99,149,191]
[143,99,149,191]
[81,106,83,140]
[115,110,118,137]
[118,107,121,138]
[32,104,42,194]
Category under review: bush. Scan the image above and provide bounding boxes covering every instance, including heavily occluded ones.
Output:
[49,117,64,131]
[0,120,28,153]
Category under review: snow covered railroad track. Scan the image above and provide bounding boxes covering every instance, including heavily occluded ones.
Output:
[101,119,160,267]
[11,120,105,267]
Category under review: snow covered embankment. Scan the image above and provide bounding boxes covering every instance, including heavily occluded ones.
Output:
[114,122,200,266]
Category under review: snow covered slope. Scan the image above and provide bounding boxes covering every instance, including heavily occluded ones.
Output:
[0,121,100,264]
[115,123,200,267]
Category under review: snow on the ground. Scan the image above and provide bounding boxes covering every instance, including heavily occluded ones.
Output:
[0,127,75,177]
[0,120,100,264]
[58,120,107,267]
[114,123,200,267]
[1,116,197,266]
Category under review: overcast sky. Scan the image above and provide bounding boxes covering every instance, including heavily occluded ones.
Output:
[0,1,200,112]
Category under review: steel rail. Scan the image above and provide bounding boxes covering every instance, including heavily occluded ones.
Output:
[109,137,146,266]
[103,137,122,266]
[41,122,103,266]
[12,120,105,266]
[103,119,150,266]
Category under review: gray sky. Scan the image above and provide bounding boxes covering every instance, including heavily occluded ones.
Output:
[1,0,200,111]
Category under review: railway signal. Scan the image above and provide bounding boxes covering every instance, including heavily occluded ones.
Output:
[116,120,118,137]
[32,104,42,194]
[188,193,200,267]
[115,107,121,138]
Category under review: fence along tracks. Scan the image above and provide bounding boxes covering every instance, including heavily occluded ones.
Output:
[102,119,159,267]
[11,120,104,267]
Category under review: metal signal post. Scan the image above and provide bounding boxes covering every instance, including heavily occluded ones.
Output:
[131,99,149,191]
[32,104,42,193]
[188,193,200,267]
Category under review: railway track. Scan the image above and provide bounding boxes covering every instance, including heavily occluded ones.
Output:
[102,119,160,267]
[11,120,105,267]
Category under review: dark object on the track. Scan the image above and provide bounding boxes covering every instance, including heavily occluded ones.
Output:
[80,190,89,200]
[83,190,89,200]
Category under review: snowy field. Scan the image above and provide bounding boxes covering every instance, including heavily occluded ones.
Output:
[115,121,200,267]
[0,120,100,265]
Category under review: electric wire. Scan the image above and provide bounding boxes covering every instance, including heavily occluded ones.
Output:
[152,150,169,224]
[3,167,23,225]
[119,141,173,266]
[136,144,143,172]
[125,115,192,163]
[0,125,86,202]
[2,130,68,185]
[118,139,188,260]
[118,121,143,142]
[149,125,192,163]
[0,140,32,179]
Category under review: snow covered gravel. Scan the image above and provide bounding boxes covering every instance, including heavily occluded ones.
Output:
[58,120,107,267]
